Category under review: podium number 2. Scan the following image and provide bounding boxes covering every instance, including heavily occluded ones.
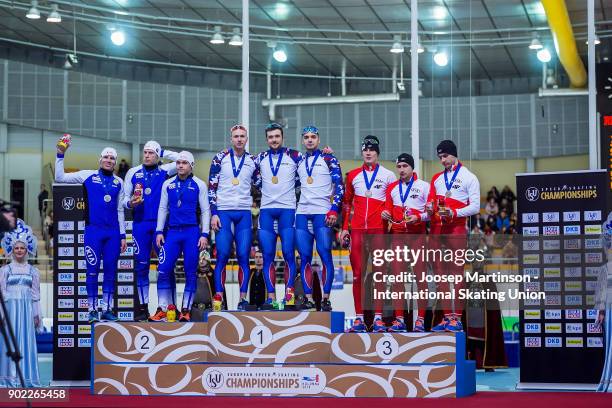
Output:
[134,331,156,354]
[375,336,399,359]
[250,326,273,349]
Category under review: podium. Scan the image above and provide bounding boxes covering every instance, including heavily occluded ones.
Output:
[92,312,475,398]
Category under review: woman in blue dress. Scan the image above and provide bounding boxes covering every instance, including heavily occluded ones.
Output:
[0,220,41,387]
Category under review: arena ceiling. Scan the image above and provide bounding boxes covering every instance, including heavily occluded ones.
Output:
[0,0,610,82]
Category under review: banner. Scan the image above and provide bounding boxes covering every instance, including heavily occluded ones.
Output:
[52,184,136,381]
[516,171,606,385]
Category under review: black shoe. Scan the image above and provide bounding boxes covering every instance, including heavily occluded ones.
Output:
[321,298,332,312]
[300,299,316,310]
[134,304,150,322]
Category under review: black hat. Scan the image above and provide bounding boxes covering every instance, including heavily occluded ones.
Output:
[361,135,380,154]
[396,153,415,169]
[436,139,457,157]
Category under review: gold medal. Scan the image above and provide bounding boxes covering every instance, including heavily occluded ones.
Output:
[232,178,240,186]
[272,176,279,184]
[365,190,372,198]
[145,187,152,195]
[103,194,111,203]
[307,176,313,184]
[445,190,452,198]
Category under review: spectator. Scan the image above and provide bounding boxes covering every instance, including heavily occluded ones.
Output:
[496,209,510,233]
[483,223,496,249]
[0,221,42,387]
[486,215,498,232]
[499,197,513,215]
[249,249,266,308]
[37,184,48,220]
[117,159,130,179]
[44,211,54,240]
[500,185,516,204]
[487,186,500,203]
[471,213,486,231]
[484,198,499,217]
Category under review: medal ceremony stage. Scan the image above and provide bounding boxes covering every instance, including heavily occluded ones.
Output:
[90,311,475,398]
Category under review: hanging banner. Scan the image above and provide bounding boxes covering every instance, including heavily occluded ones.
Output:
[52,184,136,382]
[516,170,606,387]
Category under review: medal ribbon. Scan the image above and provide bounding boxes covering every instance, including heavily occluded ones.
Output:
[142,167,158,191]
[399,175,415,206]
[268,147,285,178]
[175,177,191,205]
[230,149,246,179]
[443,162,461,193]
[99,171,114,201]
[362,164,379,192]
[304,150,320,179]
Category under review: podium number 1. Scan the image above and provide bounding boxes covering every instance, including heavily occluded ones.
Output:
[375,336,399,359]
[134,331,156,354]
[250,326,273,349]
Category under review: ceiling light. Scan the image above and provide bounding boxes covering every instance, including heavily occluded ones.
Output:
[26,0,40,19]
[433,6,447,19]
[433,51,448,66]
[210,26,225,45]
[529,33,543,50]
[273,48,287,63]
[63,53,77,70]
[410,36,425,53]
[274,3,289,19]
[390,35,404,54]
[537,48,551,63]
[585,35,601,45]
[111,30,126,46]
[229,28,243,46]
[47,4,61,23]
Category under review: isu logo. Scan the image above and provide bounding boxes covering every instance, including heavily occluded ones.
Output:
[85,246,98,266]
[62,197,75,210]
[132,237,140,255]
[206,370,223,389]
[525,187,539,202]
[158,247,166,265]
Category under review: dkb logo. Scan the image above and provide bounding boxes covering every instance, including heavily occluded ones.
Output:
[206,370,223,389]
[84,246,98,266]
[525,187,539,202]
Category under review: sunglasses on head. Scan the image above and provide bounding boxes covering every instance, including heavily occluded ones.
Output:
[265,123,283,131]
[301,125,319,136]
[231,124,247,132]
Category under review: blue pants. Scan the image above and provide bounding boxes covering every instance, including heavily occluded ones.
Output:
[84,225,120,311]
[295,214,335,295]
[258,208,296,294]
[157,226,199,311]
[133,220,176,305]
[213,210,252,294]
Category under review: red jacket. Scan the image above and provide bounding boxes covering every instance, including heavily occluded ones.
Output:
[342,163,396,230]
[385,174,430,233]
[427,162,480,227]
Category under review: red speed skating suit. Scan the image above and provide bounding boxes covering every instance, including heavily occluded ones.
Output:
[342,163,396,315]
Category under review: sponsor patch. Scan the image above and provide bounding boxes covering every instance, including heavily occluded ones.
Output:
[58,338,74,348]
[542,212,559,223]
[545,337,562,348]
[563,211,580,222]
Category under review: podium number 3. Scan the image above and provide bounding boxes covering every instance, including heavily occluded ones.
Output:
[250,326,273,349]
[135,331,156,354]
[375,336,399,359]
